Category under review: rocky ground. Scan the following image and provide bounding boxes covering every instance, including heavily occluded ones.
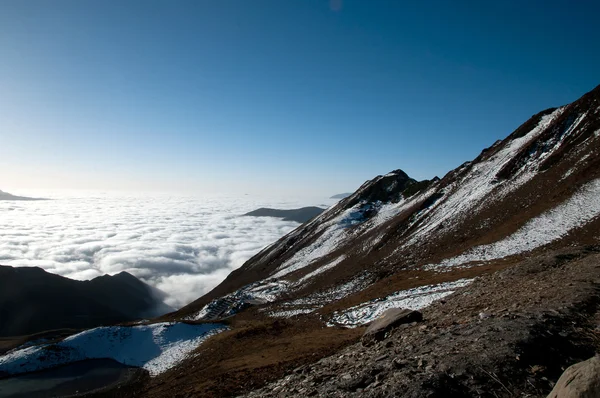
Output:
[242,246,600,397]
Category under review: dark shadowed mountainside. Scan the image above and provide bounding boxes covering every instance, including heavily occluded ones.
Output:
[244,207,325,223]
[0,266,173,337]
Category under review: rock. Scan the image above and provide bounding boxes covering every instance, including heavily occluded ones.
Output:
[362,308,423,345]
[547,355,600,398]
[392,358,407,369]
[338,373,375,392]
[479,312,491,320]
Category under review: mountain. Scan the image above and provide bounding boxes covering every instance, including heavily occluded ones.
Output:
[0,190,46,201]
[2,85,600,397]
[0,266,173,337]
[146,84,600,396]
[244,207,326,223]
[330,192,352,199]
[179,85,600,318]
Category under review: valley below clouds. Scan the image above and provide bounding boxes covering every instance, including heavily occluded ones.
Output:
[0,191,331,308]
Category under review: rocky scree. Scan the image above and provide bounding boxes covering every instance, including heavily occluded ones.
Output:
[242,246,600,398]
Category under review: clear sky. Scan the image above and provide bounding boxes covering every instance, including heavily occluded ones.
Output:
[1,0,598,197]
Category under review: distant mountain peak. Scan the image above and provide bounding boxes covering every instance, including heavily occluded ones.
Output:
[0,190,46,201]
[244,207,325,223]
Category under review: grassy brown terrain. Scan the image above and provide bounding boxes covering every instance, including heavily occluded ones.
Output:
[133,318,363,398]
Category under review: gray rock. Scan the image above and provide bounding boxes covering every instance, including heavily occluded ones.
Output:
[362,308,423,345]
[548,355,600,398]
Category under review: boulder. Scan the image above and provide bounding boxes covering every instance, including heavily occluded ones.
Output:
[548,355,600,398]
[362,308,422,346]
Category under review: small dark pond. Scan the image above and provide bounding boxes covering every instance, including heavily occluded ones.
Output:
[0,359,140,398]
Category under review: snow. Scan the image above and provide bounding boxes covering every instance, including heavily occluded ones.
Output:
[271,224,346,278]
[272,187,437,279]
[297,255,346,284]
[406,108,564,246]
[278,275,371,313]
[187,279,292,321]
[328,279,473,327]
[426,178,600,269]
[269,308,315,318]
[0,322,225,376]
[562,168,575,180]
[186,306,211,321]
[244,279,291,302]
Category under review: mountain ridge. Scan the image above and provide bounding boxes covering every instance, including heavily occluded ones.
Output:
[176,84,600,320]
[0,266,173,337]
[135,83,600,397]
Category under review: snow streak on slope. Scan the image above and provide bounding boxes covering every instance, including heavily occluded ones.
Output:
[272,187,435,279]
[297,255,346,284]
[427,178,600,270]
[187,279,292,320]
[270,203,376,278]
[408,108,564,245]
[0,322,225,376]
[328,279,473,327]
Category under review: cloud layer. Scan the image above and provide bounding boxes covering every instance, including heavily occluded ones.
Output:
[0,191,331,308]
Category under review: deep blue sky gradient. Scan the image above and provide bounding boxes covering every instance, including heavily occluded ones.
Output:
[1,0,598,195]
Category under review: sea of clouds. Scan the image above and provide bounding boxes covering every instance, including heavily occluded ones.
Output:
[0,190,336,308]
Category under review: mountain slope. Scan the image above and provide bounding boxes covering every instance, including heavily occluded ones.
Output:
[0,266,173,337]
[176,84,600,322]
[133,84,600,398]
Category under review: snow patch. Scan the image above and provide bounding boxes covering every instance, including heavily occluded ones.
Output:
[269,308,315,318]
[328,279,473,327]
[426,178,600,269]
[0,322,226,376]
[187,279,291,320]
[297,255,346,284]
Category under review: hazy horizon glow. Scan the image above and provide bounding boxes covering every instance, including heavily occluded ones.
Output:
[1,1,599,195]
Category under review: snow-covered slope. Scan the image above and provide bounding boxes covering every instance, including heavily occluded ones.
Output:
[0,322,225,376]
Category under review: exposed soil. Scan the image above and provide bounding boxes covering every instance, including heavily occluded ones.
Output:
[111,318,363,398]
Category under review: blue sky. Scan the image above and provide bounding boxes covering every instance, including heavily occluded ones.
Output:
[1,0,598,196]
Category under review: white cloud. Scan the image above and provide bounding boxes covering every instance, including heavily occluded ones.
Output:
[0,191,332,308]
